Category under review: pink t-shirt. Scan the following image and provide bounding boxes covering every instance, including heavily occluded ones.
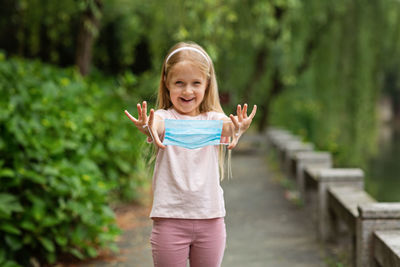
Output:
[150,108,228,219]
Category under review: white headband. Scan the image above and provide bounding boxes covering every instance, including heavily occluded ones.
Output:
[165,47,210,65]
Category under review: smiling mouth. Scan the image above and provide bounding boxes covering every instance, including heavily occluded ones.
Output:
[180,97,194,103]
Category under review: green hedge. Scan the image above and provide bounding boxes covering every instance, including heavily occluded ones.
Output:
[0,55,148,265]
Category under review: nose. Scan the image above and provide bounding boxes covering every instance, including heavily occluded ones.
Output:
[182,85,194,94]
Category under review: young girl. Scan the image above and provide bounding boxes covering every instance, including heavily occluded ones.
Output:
[125,41,256,267]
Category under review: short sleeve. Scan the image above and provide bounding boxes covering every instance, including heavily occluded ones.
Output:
[208,111,228,121]
[154,109,169,119]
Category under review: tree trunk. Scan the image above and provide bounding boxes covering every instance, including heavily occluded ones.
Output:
[252,5,286,132]
[75,0,102,76]
[258,69,284,132]
[243,47,268,104]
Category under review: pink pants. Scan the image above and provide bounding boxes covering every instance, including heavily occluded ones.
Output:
[150,217,226,267]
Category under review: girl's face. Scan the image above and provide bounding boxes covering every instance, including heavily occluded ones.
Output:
[166,61,208,116]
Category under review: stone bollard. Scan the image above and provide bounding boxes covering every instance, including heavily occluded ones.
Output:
[266,127,290,142]
[266,129,288,149]
[273,136,302,170]
[282,141,314,179]
[268,132,298,156]
[373,230,400,267]
[315,169,364,241]
[266,130,296,149]
[357,203,400,267]
[294,151,332,200]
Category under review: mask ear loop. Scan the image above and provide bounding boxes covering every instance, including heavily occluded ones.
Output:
[235,127,241,137]
[143,124,155,142]
[143,118,164,143]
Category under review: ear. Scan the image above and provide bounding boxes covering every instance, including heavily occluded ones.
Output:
[205,77,211,91]
[163,75,169,90]
[163,76,169,92]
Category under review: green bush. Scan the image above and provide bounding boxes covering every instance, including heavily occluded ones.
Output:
[0,56,147,265]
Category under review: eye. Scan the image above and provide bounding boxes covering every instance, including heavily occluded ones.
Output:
[194,81,202,85]
[175,81,184,85]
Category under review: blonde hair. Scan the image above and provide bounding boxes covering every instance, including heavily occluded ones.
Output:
[156,41,230,180]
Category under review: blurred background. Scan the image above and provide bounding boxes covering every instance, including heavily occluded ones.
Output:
[1,0,400,265]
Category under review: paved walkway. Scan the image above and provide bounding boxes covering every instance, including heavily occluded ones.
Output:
[222,136,325,266]
[78,134,327,267]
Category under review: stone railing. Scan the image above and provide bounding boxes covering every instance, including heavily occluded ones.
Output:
[266,127,400,267]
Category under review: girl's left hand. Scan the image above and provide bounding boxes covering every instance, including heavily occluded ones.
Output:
[228,104,257,150]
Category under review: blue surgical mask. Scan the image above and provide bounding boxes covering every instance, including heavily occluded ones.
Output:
[163,119,223,149]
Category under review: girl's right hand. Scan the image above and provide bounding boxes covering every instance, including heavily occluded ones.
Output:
[124,101,166,149]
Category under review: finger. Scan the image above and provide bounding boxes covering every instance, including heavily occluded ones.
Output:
[230,114,241,139]
[151,126,166,149]
[243,103,248,118]
[137,103,142,121]
[237,104,243,122]
[147,109,165,149]
[228,114,240,150]
[248,105,257,119]
[124,110,138,123]
[153,134,166,149]
[142,101,148,122]
[148,109,154,127]
[229,114,240,130]
[228,136,238,150]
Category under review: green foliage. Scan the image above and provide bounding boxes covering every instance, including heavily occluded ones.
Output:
[0,0,81,64]
[2,0,399,176]
[269,0,391,167]
[0,56,147,264]
[1,0,400,264]
[94,0,151,72]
